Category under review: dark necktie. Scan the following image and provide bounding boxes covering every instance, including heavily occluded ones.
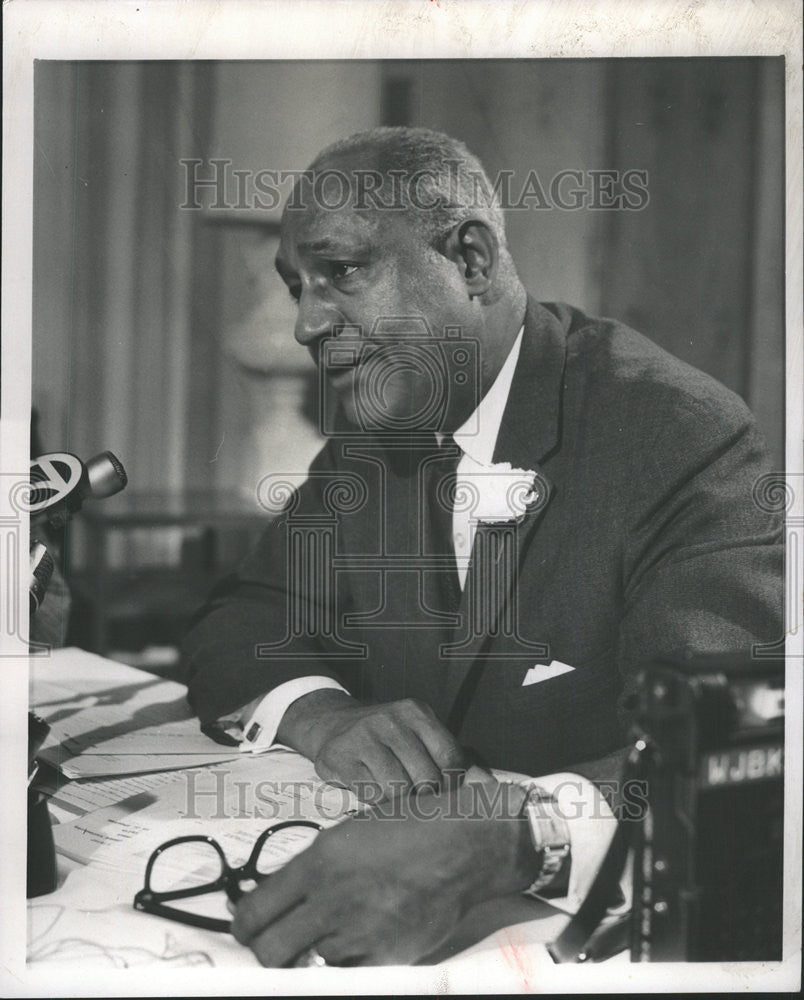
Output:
[423,436,463,613]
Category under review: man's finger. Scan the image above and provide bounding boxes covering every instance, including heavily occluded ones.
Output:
[315,758,383,803]
[401,710,467,775]
[359,740,414,797]
[318,743,412,802]
[383,727,443,790]
[246,901,327,967]
[231,859,309,944]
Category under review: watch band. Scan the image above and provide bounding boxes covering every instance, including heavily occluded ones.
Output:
[508,781,572,898]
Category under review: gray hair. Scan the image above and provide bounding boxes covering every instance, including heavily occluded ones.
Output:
[308,126,509,253]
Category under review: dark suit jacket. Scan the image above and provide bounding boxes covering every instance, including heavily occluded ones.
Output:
[183,299,783,782]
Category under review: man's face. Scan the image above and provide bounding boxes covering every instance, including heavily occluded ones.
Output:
[275,160,477,432]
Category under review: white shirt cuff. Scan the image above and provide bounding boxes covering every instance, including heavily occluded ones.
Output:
[239,676,349,754]
[491,769,623,915]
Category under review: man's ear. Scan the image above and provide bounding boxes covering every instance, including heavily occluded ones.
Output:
[442,220,499,298]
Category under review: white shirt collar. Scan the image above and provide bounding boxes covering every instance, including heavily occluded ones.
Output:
[450,324,524,465]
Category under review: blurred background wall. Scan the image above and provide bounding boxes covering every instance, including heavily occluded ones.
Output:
[31,58,784,659]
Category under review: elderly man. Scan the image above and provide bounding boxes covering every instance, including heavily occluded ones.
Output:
[183,127,783,965]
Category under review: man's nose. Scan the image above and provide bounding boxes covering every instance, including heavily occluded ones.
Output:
[294,286,341,348]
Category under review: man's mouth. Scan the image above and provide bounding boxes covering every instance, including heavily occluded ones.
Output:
[326,363,358,391]
[323,344,376,391]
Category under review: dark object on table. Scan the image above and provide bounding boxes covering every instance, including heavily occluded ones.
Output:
[27,790,57,898]
[27,712,57,898]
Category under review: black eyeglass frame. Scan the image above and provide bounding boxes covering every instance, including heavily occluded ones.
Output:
[133,819,323,933]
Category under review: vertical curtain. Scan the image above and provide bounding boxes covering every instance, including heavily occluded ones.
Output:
[599,58,784,469]
[746,59,785,470]
[33,61,222,566]
[393,59,784,468]
[33,60,784,575]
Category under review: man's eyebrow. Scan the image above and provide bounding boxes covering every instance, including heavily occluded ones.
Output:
[296,237,373,256]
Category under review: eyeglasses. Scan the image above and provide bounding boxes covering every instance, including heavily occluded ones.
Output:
[133,819,322,933]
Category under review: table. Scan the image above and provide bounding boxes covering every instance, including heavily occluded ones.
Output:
[25,648,616,987]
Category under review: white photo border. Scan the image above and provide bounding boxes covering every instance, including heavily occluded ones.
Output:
[2,1,801,995]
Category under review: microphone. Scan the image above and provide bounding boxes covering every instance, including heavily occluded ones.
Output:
[29,541,54,614]
[29,451,128,530]
[26,449,126,901]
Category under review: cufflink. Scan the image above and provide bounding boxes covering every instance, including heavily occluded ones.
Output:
[245,722,262,743]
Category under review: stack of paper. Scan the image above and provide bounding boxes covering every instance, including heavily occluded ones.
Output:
[53,750,360,872]
[31,647,241,778]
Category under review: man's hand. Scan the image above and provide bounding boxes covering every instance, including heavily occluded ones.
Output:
[277,690,467,802]
[231,771,534,966]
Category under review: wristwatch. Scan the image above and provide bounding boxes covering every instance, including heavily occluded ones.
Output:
[507,781,572,898]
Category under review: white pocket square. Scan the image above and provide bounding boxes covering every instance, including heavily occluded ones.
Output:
[522,660,575,686]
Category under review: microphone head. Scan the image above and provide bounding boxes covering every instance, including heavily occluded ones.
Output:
[28,453,84,512]
[85,451,128,499]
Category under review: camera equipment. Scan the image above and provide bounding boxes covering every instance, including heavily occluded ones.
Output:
[548,649,785,963]
[630,650,784,961]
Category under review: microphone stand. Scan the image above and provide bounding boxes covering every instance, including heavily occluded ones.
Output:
[26,449,128,898]
[28,537,57,898]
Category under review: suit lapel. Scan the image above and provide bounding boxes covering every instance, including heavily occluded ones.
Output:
[493,297,568,469]
[442,298,568,722]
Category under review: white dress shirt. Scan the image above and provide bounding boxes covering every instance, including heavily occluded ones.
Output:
[450,324,524,588]
[231,325,526,752]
